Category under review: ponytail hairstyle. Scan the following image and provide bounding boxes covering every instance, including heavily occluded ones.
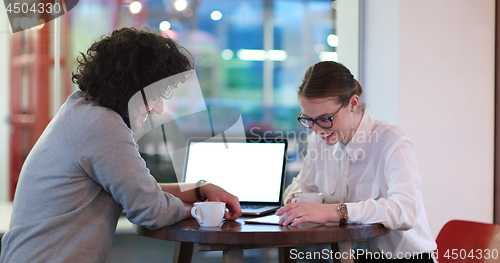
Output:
[298,61,362,105]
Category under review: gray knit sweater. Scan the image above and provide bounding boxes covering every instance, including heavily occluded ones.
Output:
[0,91,184,263]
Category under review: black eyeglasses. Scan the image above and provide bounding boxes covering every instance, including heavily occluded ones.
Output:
[297,100,349,129]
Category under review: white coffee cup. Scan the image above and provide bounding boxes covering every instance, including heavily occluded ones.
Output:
[291,193,324,204]
[191,201,226,227]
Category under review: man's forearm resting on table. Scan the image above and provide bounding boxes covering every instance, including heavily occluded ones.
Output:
[159,182,209,203]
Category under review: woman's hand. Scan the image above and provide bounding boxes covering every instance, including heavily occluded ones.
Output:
[276,202,340,226]
[201,183,242,220]
[285,192,302,204]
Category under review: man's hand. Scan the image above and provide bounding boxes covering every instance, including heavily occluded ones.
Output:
[275,202,339,226]
[200,183,242,220]
[182,202,194,220]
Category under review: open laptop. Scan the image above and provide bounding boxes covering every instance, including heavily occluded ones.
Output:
[182,137,288,215]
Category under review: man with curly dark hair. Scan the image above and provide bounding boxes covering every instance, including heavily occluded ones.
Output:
[0,27,241,263]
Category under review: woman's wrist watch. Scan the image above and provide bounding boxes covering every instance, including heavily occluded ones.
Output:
[337,203,348,224]
[195,180,207,202]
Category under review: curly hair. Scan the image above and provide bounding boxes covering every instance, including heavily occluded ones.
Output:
[72,27,194,127]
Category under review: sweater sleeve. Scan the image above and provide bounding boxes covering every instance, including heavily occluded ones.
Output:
[70,106,184,229]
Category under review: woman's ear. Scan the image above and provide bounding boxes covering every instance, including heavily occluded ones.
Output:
[349,95,360,112]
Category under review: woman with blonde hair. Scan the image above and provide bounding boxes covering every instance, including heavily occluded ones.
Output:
[277,61,436,262]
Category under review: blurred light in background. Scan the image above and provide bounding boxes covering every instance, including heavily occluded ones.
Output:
[237,49,266,61]
[267,50,287,61]
[174,0,188,11]
[237,49,288,61]
[159,21,171,31]
[129,1,142,14]
[319,51,338,62]
[327,34,338,47]
[221,49,234,60]
[210,11,222,21]
[183,8,193,17]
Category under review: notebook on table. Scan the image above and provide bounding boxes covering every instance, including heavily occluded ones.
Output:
[244,214,282,225]
[182,137,288,215]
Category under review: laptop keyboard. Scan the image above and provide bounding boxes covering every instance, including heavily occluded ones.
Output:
[241,205,265,209]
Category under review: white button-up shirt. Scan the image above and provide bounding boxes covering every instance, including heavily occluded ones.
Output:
[284,105,437,255]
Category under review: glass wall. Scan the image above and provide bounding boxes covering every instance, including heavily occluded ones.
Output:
[69,0,337,134]
[61,0,340,182]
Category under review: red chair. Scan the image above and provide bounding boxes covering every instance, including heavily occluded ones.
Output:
[435,220,500,262]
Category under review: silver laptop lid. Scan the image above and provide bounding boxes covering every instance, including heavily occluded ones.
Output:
[183,137,288,206]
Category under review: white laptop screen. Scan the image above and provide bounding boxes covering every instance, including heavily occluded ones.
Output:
[184,140,286,203]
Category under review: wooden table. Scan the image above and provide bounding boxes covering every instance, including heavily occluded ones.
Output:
[133,217,389,263]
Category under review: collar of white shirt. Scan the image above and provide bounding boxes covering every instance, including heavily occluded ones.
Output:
[336,104,376,163]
